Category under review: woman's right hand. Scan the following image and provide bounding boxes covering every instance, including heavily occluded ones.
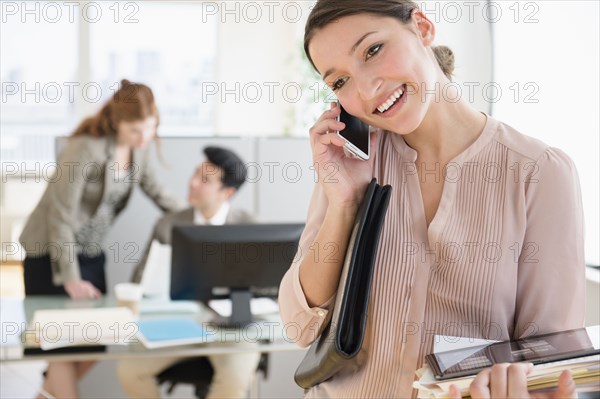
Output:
[64,280,102,300]
[309,103,376,208]
[448,363,577,399]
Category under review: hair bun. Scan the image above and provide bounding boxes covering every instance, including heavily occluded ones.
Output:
[120,79,133,87]
[432,45,455,80]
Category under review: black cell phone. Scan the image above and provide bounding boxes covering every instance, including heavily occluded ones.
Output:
[336,102,370,160]
[426,326,600,380]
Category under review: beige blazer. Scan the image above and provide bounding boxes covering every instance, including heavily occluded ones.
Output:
[130,207,255,283]
[19,134,183,285]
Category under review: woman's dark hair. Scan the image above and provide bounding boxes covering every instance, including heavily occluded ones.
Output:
[71,79,160,138]
[304,0,455,79]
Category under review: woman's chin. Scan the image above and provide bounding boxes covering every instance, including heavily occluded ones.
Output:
[376,119,418,136]
[388,112,424,136]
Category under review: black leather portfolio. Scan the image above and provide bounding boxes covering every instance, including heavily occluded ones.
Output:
[294,178,392,389]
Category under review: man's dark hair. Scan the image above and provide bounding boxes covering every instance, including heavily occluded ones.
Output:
[203,146,247,190]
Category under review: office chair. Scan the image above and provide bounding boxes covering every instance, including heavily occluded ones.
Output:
[156,353,270,399]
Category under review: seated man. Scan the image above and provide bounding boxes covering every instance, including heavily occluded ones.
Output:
[117,146,259,399]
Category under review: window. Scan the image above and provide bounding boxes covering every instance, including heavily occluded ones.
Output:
[1,6,78,162]
[89,2,217,135]
[1,7,78,125]
[0,1,218,165]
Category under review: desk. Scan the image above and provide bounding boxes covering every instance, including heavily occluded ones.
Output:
[586,266,600,327]
[0,296,303,363]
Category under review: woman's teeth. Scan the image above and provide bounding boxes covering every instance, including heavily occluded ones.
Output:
[377,87,404,113]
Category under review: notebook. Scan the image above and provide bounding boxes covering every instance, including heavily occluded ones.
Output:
[28,307,137,350]
[136,318,216,349]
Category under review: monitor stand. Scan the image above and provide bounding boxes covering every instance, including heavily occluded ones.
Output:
[224,289,253,328]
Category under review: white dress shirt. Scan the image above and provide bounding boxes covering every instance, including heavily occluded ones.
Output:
[193,202,230,226]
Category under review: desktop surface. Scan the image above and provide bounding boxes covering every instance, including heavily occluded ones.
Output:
[0,296,299,363]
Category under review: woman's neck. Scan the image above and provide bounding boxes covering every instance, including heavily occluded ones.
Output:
[114,144,132,169]
[403,96,487,163]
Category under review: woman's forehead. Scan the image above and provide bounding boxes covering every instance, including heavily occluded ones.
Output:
[309,14,407,73]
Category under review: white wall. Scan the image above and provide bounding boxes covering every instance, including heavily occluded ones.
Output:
[428,0,494,113]
[492,1,599,265]
[215,7,299,136]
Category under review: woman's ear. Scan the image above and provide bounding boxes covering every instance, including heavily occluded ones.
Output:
[411,10,436,47]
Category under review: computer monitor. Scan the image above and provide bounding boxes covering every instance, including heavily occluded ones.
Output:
[170,223,305,326]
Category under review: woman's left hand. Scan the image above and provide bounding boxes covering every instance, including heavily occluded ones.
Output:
[448,363,576,399]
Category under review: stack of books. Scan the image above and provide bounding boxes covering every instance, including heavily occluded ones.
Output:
[413,326,600,398]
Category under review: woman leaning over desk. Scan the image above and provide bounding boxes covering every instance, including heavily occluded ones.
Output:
[19,79,182,398]
[278,0,586,398]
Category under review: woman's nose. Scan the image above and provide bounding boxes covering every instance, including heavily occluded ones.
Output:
[141,130,153,145]
[355,74,381,102]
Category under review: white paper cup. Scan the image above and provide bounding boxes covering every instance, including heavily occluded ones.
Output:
[115,283,143,315]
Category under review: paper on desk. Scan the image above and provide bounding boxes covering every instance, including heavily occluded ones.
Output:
[208,298,279,317]
[139,299,200,314]
[28,307,137,350]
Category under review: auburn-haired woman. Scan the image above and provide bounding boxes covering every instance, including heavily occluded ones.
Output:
[20,79,183,398]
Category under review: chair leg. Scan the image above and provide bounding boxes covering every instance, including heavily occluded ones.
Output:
[167,382,177,395]
[195,385,210,399]
[249,373,260,399]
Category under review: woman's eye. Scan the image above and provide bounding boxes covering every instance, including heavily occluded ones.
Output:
[366,44,383,60]
[332,77,347,91]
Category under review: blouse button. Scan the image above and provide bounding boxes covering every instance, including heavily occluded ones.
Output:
[317,310,325,317]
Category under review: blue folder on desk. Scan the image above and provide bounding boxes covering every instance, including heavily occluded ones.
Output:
[136,318,215,349]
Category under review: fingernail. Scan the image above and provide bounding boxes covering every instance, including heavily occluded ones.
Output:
[566,376,575,386]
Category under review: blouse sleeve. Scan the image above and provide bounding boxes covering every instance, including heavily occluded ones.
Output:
[514,147,586,338]
[278,182,336,347]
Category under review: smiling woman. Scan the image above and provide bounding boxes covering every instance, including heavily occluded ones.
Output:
[306,12,484,146]
[278,1,587,398]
